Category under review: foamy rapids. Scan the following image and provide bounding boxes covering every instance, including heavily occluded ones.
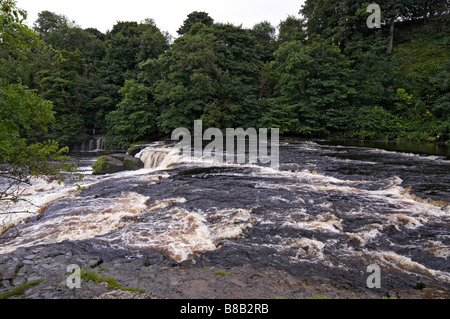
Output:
[0,141,449,287]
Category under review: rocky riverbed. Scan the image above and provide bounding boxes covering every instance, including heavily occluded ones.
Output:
[1,141,449,299]
[1,241,448,299]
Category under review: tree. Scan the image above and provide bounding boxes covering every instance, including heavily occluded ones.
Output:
[44,24,106,65]
[33,10,69,36]
[300,0,448,54]
[153,21,265,134]
[177,11,214,36]
[250,21,278,63]
[381,0,449,53]
[32,11,110,138]
[154,28,223,134]
[0,1,75,222]
[271,39,356,136]
[107,80,159,147]
[211,23,264,128]
[300,0,379,51]
[137,19,170,63]
[96,20,169,131]
[259,100,300,134]
[36,49,88,146]
[0,79,72,205]
[0,0,40,60]
[432,61,450,139]
[278,15,307,44]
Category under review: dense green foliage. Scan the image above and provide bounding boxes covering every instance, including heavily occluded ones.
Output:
[267,39,357,136]
[107,80,158,147]
[0,0,75,206]
[2,1,449,152]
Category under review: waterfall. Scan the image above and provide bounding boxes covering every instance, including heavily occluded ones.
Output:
[136,148,183,169]
[73,137,106,152]
[96,137,105,151]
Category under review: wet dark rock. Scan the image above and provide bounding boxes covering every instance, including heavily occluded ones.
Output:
[123,155,144,170]
[92,156,125,175]
[88,257,104,269]
[92,154,144,175]
[0,240,449,299]
[143,252,172,267]
[109,153,127,160]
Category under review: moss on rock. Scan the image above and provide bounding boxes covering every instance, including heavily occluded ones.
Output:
[92,154,143,175]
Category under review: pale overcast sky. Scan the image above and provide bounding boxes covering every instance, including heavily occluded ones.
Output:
[16,0,305,37]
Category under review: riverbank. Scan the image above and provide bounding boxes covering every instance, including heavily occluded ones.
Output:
[1,243,448,299]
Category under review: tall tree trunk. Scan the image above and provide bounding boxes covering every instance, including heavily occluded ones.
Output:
[387,18,395,54]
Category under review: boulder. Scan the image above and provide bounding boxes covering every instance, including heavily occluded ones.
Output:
[123,155,145,170]
[109,153,127,161]
[92,154,144,175]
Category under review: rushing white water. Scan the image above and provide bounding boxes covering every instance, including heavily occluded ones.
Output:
[0,177,76,234]
[0,192,150,254]
[100,205,255,262]
[0,141,449,288]
[136,148,182,170]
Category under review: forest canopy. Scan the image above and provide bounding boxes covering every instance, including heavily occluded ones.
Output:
[1,1,449,151]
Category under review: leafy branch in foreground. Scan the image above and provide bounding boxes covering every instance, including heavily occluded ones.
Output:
[0,0,81,237]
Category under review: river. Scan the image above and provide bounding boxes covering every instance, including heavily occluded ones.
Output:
[0,139,449,298]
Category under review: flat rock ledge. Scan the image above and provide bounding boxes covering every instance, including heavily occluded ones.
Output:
[1,244,448,300]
